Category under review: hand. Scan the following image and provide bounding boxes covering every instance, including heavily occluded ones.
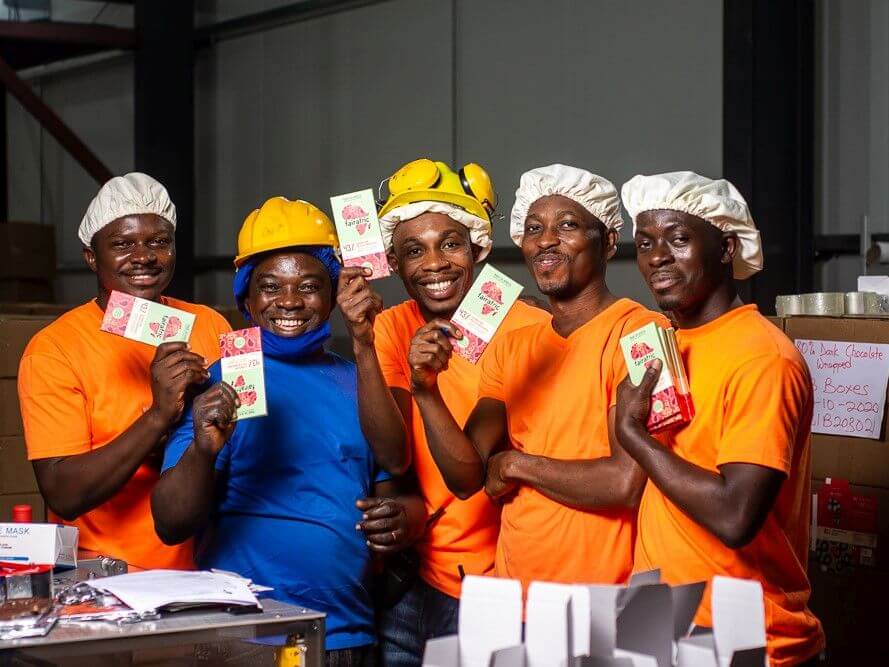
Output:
[337,267,383,349]
[149,342,210,424]
[615,359,662,438]
[485,450,521,502]
[356,497,415,554]
[192,382,239,457]
[408,320,462,392]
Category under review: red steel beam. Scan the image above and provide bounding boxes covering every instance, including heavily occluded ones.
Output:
[0,20,135,49]
[0,55,112,184]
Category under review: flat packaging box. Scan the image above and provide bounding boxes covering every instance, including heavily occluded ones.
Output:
[0,523,77,568]
[220,327,267,420]
[423,575,523,667]
[813,477,879,572]
[450,264,523,364]
[620,323,694,432]
[330,189,391,279]
[100,291,195,346]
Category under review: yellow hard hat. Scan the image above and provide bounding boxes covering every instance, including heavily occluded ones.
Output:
[234,196,339,267]
[378,159,497,222]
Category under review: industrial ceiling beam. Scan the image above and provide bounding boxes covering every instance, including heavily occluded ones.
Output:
[0,20,135,49]
[0,54,112,184]
[194,0,393,45]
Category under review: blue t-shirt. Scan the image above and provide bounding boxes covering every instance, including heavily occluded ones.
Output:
[162,352,389,651]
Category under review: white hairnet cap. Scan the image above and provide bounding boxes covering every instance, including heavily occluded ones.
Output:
[78,172,177,246]
[379,201,493,262]
[621,171,763,279]
[510,164,623,246]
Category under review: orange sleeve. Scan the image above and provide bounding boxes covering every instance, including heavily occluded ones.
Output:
[715,355,806,474]
[373,312,411,392]
[18,341,92,460]
[477,335,507,401]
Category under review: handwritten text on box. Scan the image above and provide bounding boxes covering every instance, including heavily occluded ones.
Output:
[794,338,889,439]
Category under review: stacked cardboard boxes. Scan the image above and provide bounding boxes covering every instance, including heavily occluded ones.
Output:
[0,223,56,303]
[779,315,889,665]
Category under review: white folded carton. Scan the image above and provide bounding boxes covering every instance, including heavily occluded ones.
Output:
[0,523,78,568]
[422,575,524,667]
[858,275,889,295]
[676,577,767,667]
[525,582,574,667]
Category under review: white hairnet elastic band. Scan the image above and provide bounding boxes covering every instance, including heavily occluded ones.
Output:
[78,172,177,246]
[379,201,493,262]
[510,164,623,246]
[621,171,763,279]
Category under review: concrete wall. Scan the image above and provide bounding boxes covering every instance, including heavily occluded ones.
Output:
[8,0,724,322]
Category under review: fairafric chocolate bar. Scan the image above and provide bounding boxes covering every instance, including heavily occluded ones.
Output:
[219,327,267,420]
[620,322,694,432]
[100,290,195,346]
[330,188,390,279]
[449,264,523,364]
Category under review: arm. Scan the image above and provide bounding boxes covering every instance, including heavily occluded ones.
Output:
[614,360,785,549]
[485,407,646,509]
[151,382,239,545]
[357,476,428,553]
[338,267,413,475]
[31,342,210,521]
[410,321,507,499]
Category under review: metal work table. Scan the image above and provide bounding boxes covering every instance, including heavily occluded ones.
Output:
[0,596,325,666]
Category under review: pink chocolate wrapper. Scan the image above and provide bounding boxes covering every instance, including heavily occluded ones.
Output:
[344,251,390,279]
[219,327,262,357]
[449,323,488,364]
[100,291,136,336]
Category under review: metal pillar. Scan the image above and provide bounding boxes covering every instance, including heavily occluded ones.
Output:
[135,0,195,300]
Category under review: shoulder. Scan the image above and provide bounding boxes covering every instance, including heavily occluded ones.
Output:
[734,308,804,365]
[21,302,97,359]
[503,299,551,331]
[615,299,669,334]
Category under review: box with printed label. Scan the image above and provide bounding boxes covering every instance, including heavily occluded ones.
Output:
[0,523,77,568]
[220,327,267,420]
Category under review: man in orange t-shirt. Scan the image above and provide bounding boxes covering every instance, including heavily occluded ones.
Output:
[407,164,664,593]
[616,172,824,666]
[18,173,230,570]
[337,160,548,665]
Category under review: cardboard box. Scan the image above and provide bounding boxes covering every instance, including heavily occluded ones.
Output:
[0,315,57,378]
[0,493,45,522]
[784,317,889,488]
[0,522,77,567]
[0,437,37,495]
[0,379,22,436]
[0,222,56,281]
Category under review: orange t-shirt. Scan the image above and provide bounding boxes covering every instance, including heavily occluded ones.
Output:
[633,305,824,667]
[373,299,549,598]
[477,298,667,591]
[18,297,231,570]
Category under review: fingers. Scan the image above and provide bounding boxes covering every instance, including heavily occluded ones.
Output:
[420,319,462,340]
[157,348,208,370]
[360,500,400,520]
[636,359,663,391]
[355,497,382,511]
[153,341,188,361]
[338,266,373,289]
[363,527,403,553]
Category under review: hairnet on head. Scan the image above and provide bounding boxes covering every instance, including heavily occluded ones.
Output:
[232,245,341,323]
[510,164,623,246]
[78,172,177,246]
[380,201,493,262]
[621,171,763,279]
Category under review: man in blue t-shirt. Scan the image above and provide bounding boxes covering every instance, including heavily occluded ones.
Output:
[151,197,426,664]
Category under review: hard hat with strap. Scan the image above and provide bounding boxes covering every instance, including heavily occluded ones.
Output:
[234,196,339,268]
[378,159,497,222]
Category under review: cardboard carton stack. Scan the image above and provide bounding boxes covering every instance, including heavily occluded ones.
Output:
[0,222,56,303]
[0,312,61,521]
[775,315,889,664]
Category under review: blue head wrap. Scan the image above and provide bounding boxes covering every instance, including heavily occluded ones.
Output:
[233,245,341,360]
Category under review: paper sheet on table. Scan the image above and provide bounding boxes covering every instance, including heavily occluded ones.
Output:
[85,570,261,614]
